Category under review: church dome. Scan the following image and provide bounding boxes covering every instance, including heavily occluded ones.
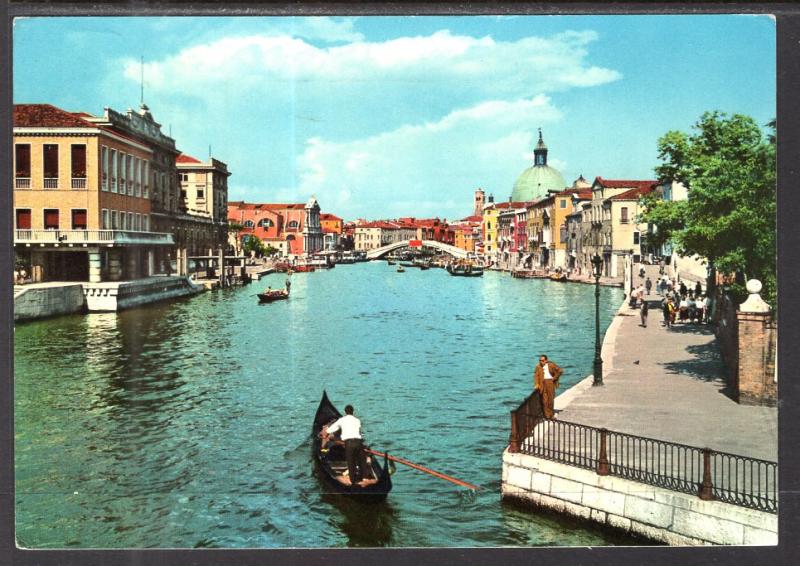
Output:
[511,129,566,202]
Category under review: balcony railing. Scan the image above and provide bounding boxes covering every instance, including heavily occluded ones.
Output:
[15,178,31,189]
[71,178,87,190]
[43,178,59,189]
[15,229,174,246]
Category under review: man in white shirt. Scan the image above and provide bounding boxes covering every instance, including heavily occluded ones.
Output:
[325,404,369,486]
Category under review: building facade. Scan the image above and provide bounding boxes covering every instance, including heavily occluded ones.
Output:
[13,104,173,283]
[228,198,323,258]
[176,153,230,259]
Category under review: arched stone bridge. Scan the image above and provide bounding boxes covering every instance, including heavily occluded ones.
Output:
[365,240,469,260]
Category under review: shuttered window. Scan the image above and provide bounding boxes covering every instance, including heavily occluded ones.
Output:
[16,209,31,229]
[71,145,86,178]
[44,209,59,230]
[15,145,31,176]
[43,145,59,178]
[72,209,87,230]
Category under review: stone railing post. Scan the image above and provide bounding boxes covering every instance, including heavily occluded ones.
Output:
[698,448,714,500]
[736,279,776,406]
[509,409,520,453]
[597,428,610,476]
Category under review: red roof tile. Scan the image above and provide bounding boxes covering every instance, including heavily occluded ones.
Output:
[14,104,95,128]
[177,153,202,164]
[595,177,659,190]
[610,185,657,201]
[320,213,342,221]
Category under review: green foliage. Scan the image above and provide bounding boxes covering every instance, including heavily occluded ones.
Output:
[643,112,776,306]
[242,235,267,257]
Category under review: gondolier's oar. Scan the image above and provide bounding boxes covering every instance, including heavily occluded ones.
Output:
[365,449,479,491]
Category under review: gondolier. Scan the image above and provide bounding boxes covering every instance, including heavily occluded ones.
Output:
[325,404,370,486]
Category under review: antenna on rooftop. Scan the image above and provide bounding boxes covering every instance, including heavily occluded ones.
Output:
[140,56,144,106]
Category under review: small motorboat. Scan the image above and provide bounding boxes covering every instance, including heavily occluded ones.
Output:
[312,391,392,501]
[397,266,405,273]
[387,260,396,265]
[257,289,289,303]
[294,265,315,273]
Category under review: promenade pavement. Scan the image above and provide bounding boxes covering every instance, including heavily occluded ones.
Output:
[554,265,778,462]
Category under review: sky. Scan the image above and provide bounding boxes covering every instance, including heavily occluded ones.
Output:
[13,15,775,221]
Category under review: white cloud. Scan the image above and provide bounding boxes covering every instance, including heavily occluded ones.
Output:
[117,26,618,217]
[296,95,563,218]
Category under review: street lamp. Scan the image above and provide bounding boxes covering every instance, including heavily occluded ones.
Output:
[591,253,604,386]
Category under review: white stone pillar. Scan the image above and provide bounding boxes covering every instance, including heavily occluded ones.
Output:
[108,250,122,281]
[88,250,102,283]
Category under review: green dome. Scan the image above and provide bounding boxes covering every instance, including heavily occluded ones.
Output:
[512,165,566,201]
[511,129,565,201]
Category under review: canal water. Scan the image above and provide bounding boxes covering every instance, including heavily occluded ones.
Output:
[15,262,625,548]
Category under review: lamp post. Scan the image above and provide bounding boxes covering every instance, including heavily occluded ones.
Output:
[591,253,604,386]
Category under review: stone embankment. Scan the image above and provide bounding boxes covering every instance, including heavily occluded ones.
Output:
[14,277,205,322]
[501,268,778,545]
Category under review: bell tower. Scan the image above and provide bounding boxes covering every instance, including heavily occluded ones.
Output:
[474,188,485,216]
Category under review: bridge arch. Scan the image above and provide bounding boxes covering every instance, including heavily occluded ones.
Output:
[365,240,468,260]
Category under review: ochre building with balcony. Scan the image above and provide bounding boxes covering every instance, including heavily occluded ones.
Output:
[13,104,173,283]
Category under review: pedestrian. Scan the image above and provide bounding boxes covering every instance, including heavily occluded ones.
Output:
[694,281,702,297]
[662,297,671,328]
[324,404,370,486]
[640,300,649,328]
[703,294,712,324]
[679,280,688,297]
[687,294,697,322]
[534,354,563,419]
[285,277,291,292]
[658,259,665,275]
[645,277,652,295]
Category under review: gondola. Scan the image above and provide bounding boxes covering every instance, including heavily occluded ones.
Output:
[257,289,289,303]
[312,391,392,501]
[446,263,484,277]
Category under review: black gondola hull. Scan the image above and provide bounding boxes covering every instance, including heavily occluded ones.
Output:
[312,391,392,500]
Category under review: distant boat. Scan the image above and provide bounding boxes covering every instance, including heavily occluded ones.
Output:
[446,262,484,277]
[257,289,290,303]
[400,262,415,268]
[397,266,405,273]
[387,260,396,265]
[294,265,315,273]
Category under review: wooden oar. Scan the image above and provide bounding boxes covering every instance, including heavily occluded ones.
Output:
[365,448,479,491]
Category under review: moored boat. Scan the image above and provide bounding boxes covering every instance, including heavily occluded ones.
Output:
[313,391,392,501]
[397,266,405,273]
[294,265,315,273]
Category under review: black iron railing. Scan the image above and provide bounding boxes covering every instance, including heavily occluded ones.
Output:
[508,392,777,514]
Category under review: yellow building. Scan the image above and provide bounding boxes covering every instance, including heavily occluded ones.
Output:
[13,104,173,282]
[177,153,231,258]
[526,196,553,267]
[584,177,657,277]
[482,197,499,261]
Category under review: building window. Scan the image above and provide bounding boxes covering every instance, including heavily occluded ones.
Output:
[143,214,149,231]
[288,220,299,229]
[111,149,118,193]
[181,189,187,199]
[101,146,109,191]
[135,213,141,231]
[181,173,189,182]
[244,220,255,228]
[16,209,32,230]
[102,209,109,229]
[128,212,134,230]
[15,144,31,188]
[633,231,640,245]
[72,209,87,230]
[112,210,119,230]
[44,209,59,230]
[620,207,629,224]
[134,157,141,197]
[197,189,204,199]
[257,218,274,228]
[143,161,149,198]
[43,144,59,188]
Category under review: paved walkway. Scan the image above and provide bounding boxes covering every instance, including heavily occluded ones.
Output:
[555,264,778,462]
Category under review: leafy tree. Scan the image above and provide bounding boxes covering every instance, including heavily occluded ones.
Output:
[642,112,776,306]
[242,235,267,257]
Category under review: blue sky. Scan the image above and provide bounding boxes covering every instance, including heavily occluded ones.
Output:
[13,15,775,220]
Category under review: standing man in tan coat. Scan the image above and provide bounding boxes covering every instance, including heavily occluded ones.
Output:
[534,354,563,419]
